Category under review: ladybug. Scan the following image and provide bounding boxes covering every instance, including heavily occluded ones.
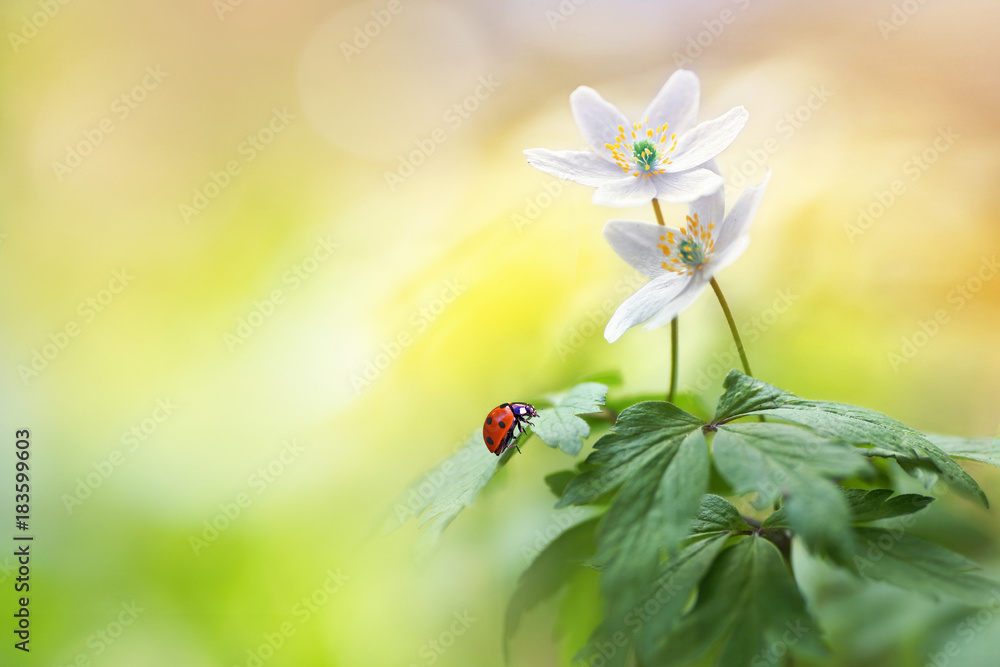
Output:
[483,402,538,456]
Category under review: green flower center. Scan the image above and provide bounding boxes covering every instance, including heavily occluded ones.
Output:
[677,238,706,267]
[608,119,676,177]
[658,215,715,275]
[631,140,660,172]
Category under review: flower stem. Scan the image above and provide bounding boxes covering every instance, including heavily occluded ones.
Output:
[668,318,678,403]
[709,277,753,378]
[651,198,666,226]
[652,199,679,403]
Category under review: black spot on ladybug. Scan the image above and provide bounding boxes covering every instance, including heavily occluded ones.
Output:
[486,416,492,425]
[498,421,506,428]
[486,436,494,445]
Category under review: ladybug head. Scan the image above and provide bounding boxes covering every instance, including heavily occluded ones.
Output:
[510,403,538,420]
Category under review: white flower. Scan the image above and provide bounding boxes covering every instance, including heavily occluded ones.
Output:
[602,170,770,342]
[524,70,748,207]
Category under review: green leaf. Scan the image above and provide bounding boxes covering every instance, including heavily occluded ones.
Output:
[713,371,989,508]
[532,382,609,455]
[926,433,1000,467]
[597,430,710,583]
[384,382,609,554]
[543,470,576,499]
[558,401,704,508]
[690,494,753,536]
[576,534,730,667]
[764,488,935,530]
[575,497,753,666]
[504,518,599,656]
[843,488,935,523]
[557,402,708,604]
[896,459,941,490]
[554,564,603,667]
[552,401,710,665]
[713,423,870,556]
[846,526,999,606]
[658,536,828,666]
[712,371,786,422]
[762,489,934,528]
[382,430,512,556]
[631,534,731,662]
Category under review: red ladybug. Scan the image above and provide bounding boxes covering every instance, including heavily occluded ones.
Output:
[483,402,538,456]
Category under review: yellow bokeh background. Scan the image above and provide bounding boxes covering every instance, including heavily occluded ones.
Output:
[2,0,999,664]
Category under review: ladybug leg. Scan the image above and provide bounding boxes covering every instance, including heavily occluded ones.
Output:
[511,417,529,454]
[499,428,516,455]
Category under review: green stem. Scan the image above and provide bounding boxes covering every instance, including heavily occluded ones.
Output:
[651,197,666,226]
[709,277,753,378]
[653,199,667,227]
[668,317,678,403]
[652,199,680,403]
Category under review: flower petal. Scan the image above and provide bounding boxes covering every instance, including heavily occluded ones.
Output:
[706,234,750,276]
[641,70,700,136]
[603,219,684,278]
[570,86,630,159]
[714,169,771,255]
[644,273,711,330]
[688,178,725,231]
[524,148,624,186]
[592,176,657,207]
[649,168,724,204]
[663,106,749,173]
[605,273,692,343]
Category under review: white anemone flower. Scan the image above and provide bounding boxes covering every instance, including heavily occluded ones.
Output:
[524,70,749,207]
[602,170,770,342]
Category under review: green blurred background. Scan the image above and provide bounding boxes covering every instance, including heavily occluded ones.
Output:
[2,0,999,664]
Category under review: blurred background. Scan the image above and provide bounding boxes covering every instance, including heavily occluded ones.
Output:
[1,0,999,664]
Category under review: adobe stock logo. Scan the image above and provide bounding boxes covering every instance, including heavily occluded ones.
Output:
[18,268,134,385]
[224,236,338,352]
[925,588,1000,667]
[406,610,478,667]
[383,76,501,192]
[510,179,564,233]
[887,254,999,371]
[52,66,169,182]
[845,127,959,243]
[62,398,177,514]
[350,277,467,393]
[179,107,296,223]
[672,0,753,67]
[189,439,306,556]
[7,0,73,53]
[213,0,248,21]
[54,600,145,667]
[726,85,832,191]
[233,569,349,667]
[878,0,932,39]
[339,0,415,62]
